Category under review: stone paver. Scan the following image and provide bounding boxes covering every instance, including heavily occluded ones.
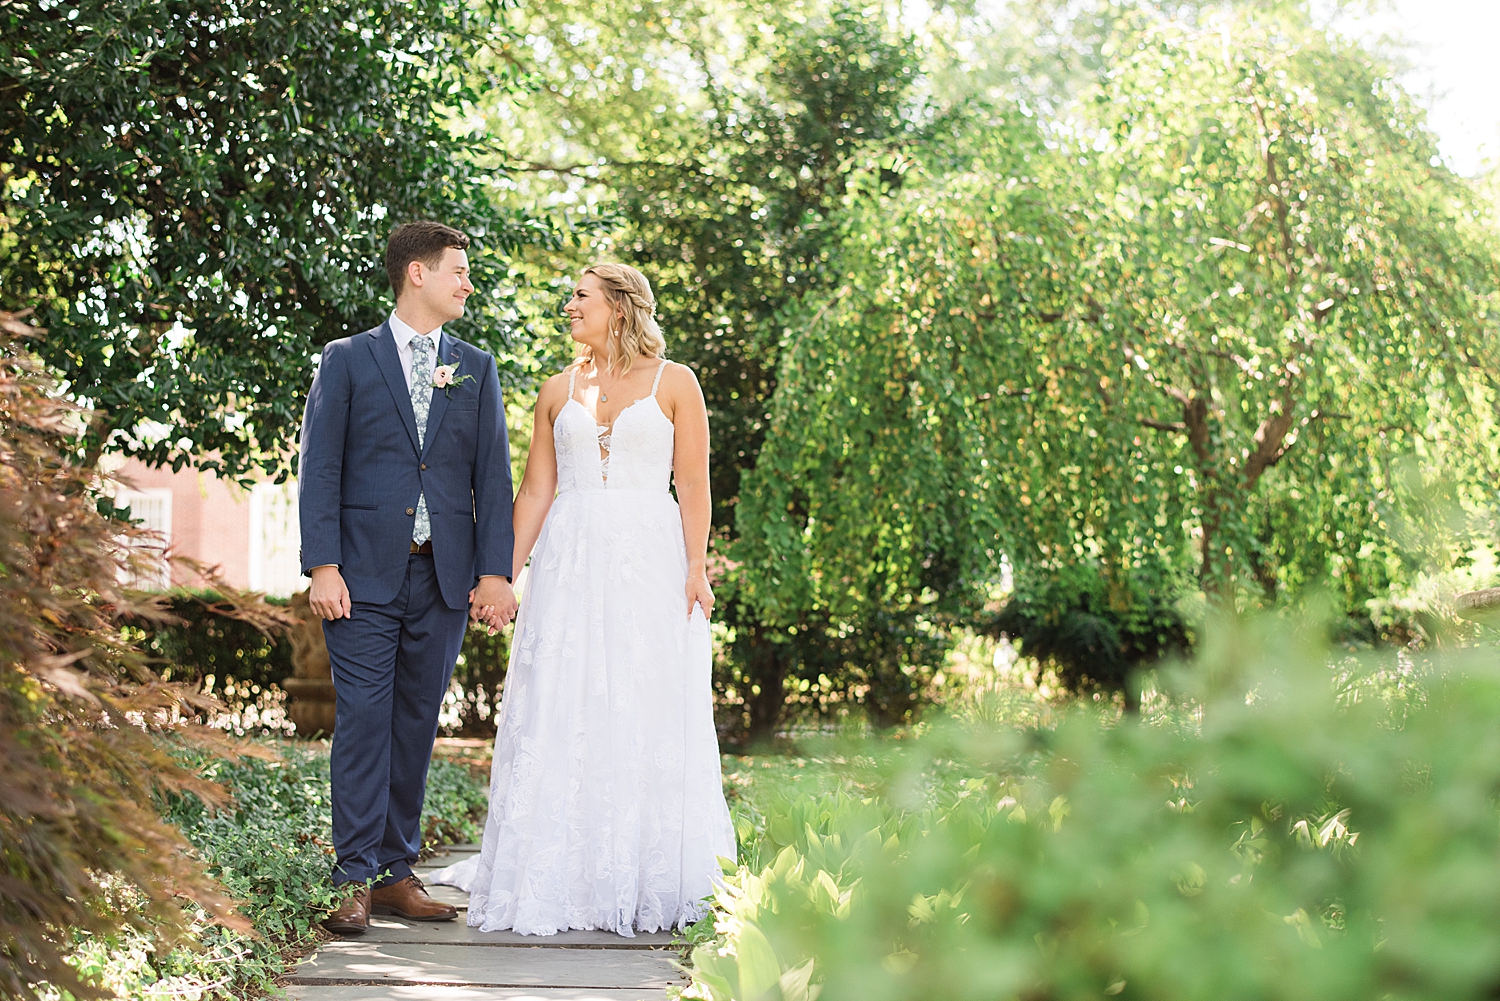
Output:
[287,942,679,987]
[284,846,685,1000]
[362,917,677,949]
[285,988,664,1000]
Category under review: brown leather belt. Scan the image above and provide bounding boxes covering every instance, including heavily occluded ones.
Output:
[410,539,433,554]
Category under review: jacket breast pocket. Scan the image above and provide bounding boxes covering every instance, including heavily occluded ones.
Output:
[439,402,480,449]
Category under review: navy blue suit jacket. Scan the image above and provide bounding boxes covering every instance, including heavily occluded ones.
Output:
[298,322,514,610]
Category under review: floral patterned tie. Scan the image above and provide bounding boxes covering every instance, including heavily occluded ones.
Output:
[409,335,433,545]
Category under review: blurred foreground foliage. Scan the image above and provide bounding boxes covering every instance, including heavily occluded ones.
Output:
[688,616,1500,1001]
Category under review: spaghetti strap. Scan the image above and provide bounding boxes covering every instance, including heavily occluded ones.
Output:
[649,359,668,397]
[567,363,578,400]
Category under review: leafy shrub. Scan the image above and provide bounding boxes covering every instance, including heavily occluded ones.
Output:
[122,589,299,736]
[127,588,513,738]
[685,614,1500,1001]
[443,626,511,736]
[62,742,493,998]
[0,311,286,1000]
[128,586,513,738]
[422,755,492,846]
[990,563,1192,700]
[126,590,295,693]
[164,746,341,948]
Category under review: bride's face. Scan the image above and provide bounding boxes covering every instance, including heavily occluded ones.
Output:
[563,273,620,350]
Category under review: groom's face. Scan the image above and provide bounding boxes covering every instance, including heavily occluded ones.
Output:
[409,247,474,323]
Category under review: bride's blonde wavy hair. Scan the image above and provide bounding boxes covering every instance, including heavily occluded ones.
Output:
[578,263,666,374]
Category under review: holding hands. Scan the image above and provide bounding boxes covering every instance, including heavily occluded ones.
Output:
[312,566,519,632]
[469,575,519,633]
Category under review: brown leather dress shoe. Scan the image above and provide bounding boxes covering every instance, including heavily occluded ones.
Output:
[324,887,370,935]
[370,875,458,922]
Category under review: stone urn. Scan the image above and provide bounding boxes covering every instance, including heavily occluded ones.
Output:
[283,589,337,737]
[1456,587,1500,629]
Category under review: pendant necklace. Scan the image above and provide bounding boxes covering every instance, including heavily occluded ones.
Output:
[595,360,622,404]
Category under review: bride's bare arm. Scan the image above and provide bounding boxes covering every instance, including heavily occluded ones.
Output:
[665,363,714,618]
[511,374,564,581]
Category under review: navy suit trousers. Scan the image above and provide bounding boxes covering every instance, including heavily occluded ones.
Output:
[323,552,468,886]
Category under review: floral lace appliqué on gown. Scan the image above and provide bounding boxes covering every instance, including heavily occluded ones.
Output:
[433,360,736,937]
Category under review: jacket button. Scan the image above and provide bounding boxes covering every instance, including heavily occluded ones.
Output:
[406,507,415,515]
[420,463,427,470]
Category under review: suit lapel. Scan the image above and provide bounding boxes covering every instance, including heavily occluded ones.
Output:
[421,333,458,459]
[367,323,421,456]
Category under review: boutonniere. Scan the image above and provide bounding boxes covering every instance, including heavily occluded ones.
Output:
[432,361,475,398]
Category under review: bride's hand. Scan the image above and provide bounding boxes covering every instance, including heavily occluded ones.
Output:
[470,576,519,633]
[686,574,715,619]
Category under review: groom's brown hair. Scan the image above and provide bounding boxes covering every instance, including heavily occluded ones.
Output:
[386,221,471,298]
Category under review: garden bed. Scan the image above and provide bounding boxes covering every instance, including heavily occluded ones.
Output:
[57,742,488,1000]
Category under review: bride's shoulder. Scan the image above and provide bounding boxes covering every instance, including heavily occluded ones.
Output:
[534,366,578,419]
[654,360,705,423]
[542,361,586,392]
[656,359,702,395]
[650,357,690,380]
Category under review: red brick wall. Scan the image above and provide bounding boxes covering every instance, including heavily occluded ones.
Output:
[116,459,253,590]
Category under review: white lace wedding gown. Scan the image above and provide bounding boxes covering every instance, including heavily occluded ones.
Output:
[433,359,736,936]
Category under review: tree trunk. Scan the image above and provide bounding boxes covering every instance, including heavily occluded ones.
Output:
[80,405,123,472]
[741,626,791,750]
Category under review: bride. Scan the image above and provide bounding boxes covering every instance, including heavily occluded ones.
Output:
[435,263,736,936]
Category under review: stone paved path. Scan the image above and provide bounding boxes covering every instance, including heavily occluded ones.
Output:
[284,846,685,1001]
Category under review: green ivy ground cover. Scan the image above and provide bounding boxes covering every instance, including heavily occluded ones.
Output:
[686,617,1500,1001]
[57,743,487,1000]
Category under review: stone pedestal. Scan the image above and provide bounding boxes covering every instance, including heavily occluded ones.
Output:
[1456,587,1500,629]
[285,589,336,737]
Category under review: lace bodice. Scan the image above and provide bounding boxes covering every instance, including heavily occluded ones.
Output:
[554,360,675,493]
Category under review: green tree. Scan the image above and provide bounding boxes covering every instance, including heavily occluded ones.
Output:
[620,5,935,738]
[737,4,1500,700]
[732,114,1059,723]
[1070,7,1500,599]
[0,0,550,479]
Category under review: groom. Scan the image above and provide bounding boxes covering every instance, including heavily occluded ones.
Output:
[299,221,518,935]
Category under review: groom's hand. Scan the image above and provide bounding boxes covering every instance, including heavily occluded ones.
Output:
[309,565,352,620]
[469,575,517,632]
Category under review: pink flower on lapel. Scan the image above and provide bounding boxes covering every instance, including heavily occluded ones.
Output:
[432,360,475,397]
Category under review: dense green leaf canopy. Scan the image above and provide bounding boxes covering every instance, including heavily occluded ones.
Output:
[736,5,1500,677]
[0,0,550,478]
[463,0,942,733]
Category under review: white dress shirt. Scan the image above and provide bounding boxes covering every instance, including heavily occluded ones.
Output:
[389,312,443,390]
